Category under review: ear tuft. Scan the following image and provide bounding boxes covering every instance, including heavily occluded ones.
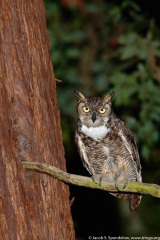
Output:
[74,90,87,102]
[104,91,115,103]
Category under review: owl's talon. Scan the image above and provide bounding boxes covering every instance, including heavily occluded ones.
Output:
[92,174,102,185]
[92,173,115,186]
[115,175,129,190]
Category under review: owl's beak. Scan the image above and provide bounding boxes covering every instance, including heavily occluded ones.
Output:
[91,112,96,123]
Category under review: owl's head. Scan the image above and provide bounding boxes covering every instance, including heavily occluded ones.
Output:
[75,91,115,128]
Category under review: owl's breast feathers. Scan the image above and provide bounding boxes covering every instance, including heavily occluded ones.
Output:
[76,114,141,183]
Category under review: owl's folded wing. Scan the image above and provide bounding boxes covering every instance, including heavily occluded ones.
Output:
[118,123,142,179]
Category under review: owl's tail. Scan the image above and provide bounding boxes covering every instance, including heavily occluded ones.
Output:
[129,194,142,213]
[111,192,142,212]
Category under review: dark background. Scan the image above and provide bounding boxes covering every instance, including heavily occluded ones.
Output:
[45,0,160,238]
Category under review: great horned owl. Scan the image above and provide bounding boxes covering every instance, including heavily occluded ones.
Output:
[75,91,142,212]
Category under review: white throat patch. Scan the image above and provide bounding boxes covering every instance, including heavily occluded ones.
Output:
[81,125,110,140]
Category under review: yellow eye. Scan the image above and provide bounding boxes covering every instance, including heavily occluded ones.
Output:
[99,108,106,114]
[83,106,90,113]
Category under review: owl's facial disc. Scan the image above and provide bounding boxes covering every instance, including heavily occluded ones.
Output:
[78,100,112,128]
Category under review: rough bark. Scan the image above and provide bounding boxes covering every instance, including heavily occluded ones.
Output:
[0,0,75,239]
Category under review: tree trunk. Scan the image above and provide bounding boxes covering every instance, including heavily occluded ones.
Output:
[0,0,75,239]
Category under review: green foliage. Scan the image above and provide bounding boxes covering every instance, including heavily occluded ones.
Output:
[109,31,160,160]
[45,0,160,162]
[45,0,160,237]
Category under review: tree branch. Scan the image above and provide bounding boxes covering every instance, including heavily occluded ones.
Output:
[22,161,160,198]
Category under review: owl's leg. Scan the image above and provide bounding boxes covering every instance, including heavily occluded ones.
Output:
[114,156,130,190]
[115,173,130,190]
[92,172,115,186]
